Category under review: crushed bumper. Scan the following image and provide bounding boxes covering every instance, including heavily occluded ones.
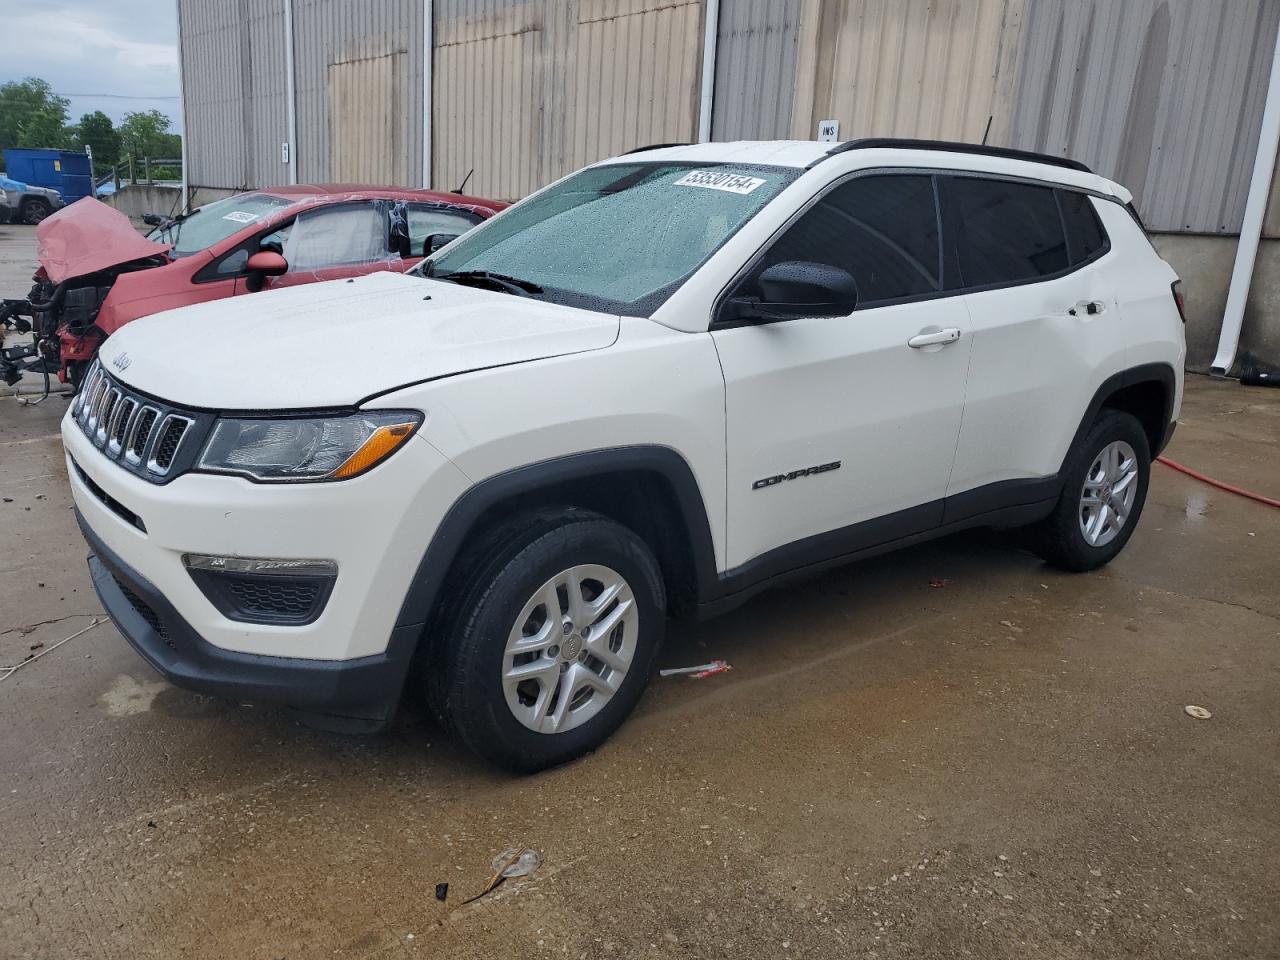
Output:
[79,509,417,729]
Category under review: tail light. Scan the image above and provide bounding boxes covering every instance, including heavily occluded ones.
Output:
[1171,280,1187,324]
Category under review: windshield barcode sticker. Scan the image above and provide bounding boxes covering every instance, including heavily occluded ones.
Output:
[222,211,260,223]
[673,171,767,195]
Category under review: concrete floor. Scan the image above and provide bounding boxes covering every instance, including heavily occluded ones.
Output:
[2,221,1279,959]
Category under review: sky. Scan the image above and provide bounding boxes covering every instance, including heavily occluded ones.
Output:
[0,0,182,132]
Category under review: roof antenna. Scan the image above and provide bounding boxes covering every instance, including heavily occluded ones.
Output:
[454,168,474,195]
[981,115,993,146]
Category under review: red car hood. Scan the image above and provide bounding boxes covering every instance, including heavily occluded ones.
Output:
[36,197,172,284]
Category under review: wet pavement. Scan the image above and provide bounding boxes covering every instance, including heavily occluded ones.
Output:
[2,222,1279,957]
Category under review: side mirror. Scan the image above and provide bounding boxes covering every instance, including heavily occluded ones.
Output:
[423,233,460,256]
[247,250,288,275]
[727,261,859,323]
[244,250,288,292]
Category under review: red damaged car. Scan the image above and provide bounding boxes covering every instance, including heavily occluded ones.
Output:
[0,185,506,390]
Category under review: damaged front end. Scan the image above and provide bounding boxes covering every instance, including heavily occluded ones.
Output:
[1,199,170,394]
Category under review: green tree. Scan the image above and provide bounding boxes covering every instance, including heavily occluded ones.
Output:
[78,111,121,167]
[119,109,181,160]
[0,78,72,162]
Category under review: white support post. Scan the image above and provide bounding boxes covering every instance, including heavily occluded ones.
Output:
[175,0,190,211]
[697,0,720,143]
[1212,13,1280,376]
[422,0,433,188]
[283,0,299,185]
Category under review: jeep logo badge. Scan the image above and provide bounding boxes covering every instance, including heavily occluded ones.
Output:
[112,353,131,371]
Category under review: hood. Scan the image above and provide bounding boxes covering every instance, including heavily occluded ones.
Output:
[37,197,171,283]
[100,270,621,408]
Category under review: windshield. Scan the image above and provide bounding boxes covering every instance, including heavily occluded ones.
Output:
[424,162,799,314]
[150,193,296,257]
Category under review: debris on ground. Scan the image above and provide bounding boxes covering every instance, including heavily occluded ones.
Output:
[1184,705,1212,720]
[659,660,732,679]
[0,617,107,681]
[463,847,542,904]
[929,578,952,588]
[435,882,448,902]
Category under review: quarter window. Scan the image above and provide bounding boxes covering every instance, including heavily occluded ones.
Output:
[1058,190,1108,265]
[738,174,941,307]
[406,205,483,256]
[945,177,1068,287]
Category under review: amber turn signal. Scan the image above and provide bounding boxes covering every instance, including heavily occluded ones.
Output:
[331,422,419,479]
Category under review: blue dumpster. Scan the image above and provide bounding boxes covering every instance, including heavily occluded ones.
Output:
[2,148,94,203]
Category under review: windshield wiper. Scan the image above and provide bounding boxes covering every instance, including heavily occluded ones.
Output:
[432,269,543,296]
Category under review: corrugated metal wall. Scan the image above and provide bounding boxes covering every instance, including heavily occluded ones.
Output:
[178,0,1280,236]
[570,0,704,169]
[1007,0,1280,235]
[243,1,292,188]
[179,0,251,190]
[293,0,424,185]
[432,0,704,201]
[432,1,547,199]
[712,0,802,141]
[787,0,1026,145]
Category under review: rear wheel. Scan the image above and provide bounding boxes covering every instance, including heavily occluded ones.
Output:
[1026,408,1151,571]
[20,198,52,225]
[431,508,665,773]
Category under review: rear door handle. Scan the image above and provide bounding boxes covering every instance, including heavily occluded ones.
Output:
[908,327,962,348]
[1068,300,1106,316]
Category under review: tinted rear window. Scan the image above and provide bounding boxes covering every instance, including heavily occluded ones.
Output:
[946,177,1068,287]
[1058,190,1108,265]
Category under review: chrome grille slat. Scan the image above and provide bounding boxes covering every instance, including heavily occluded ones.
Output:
[146,415,193,476]
[124,406,159,465]
[95,389,120,444]
[85,377,109,430]
[108,398,137,454]
[73,366,204,484]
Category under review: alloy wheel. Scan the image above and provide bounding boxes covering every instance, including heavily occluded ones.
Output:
[1079,439,1139,548]
[502,564,639,734]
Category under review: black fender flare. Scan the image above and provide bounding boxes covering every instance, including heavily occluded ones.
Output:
[391,445,721,634]
[1060,361,1178,474]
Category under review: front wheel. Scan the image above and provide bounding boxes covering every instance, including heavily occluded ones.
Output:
[20,198,52,225]
[1026,408,1151,572]
[432,508,666,773]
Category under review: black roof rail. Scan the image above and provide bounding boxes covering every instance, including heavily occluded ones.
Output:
[813,138,1093,174]
[623,142,690,155]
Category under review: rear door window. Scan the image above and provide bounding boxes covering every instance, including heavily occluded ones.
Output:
[944,177,1068,288]
[1058,190,1109,265]
[737,173,941,307]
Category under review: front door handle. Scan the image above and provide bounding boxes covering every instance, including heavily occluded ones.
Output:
[908,327,962,349]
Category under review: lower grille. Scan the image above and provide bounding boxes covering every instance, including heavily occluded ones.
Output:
[112,574,173,648]
[73,459,146,532]
[225,577,324,619]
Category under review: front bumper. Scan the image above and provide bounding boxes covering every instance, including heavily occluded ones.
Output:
[63,400,474,723]
[81,509,415,726]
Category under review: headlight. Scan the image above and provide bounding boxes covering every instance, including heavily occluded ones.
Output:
[196,410,422,482]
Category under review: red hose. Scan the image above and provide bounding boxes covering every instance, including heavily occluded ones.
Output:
[1156,456,1280,509]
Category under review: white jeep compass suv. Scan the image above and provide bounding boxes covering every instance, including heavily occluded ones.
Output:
[64,140,1185,771]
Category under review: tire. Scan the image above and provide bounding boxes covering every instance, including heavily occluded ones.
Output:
[1026,408,1151,572]
[430,507,666,773]
[21,198,52,225]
